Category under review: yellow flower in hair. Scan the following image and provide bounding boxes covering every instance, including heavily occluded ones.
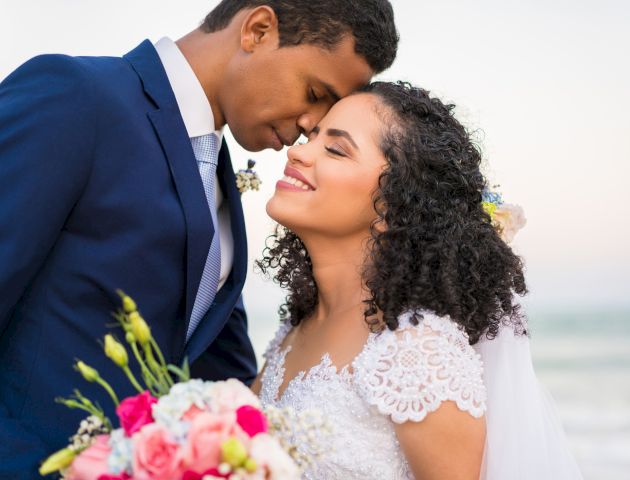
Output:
[482,201,498,219]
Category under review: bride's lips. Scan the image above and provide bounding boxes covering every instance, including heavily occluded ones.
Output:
[276,166,316,192]
[284,166,315,189]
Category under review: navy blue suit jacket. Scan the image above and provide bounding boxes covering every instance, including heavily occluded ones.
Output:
[0,40,257,478]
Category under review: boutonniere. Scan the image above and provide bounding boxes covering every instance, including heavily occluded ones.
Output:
[235,159,261,195]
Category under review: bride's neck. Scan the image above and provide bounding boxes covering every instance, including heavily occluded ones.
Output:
[302,234,369,323]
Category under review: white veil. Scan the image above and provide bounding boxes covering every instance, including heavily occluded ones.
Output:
[474,326,583,479]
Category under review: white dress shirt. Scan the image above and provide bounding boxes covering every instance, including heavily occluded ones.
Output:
[154,37,233,290]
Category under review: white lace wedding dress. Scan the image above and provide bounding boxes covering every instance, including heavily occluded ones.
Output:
[259,311,583,479]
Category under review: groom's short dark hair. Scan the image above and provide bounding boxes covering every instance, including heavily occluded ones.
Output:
[202,0,398,74]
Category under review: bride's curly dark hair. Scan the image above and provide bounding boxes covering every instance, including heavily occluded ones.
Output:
[257,81,527,344]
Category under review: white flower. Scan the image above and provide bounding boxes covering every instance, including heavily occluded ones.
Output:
[152,379,211,429]
[249,434,300,480]
[493,203,527,243]
[107,428,133,474]
[204,378,261,414]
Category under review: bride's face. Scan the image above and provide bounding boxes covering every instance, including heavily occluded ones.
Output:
[266,94,387,238]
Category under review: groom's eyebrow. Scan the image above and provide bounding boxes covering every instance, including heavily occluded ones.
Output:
[326,128,359,149]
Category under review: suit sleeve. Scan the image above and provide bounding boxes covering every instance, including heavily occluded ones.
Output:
[0,55,95,477]
[0,54,95,327]
[190,296,258,385]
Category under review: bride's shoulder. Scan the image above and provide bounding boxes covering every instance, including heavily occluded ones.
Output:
[262,320,293,361]
[353,310,487,423]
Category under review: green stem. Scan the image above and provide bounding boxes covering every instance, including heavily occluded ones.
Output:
[150,338,168,369]
[131,342,160,392]
[56,398,100,418]
[123,366,145,394]
[145,343,174,387]
[95,377,120,406]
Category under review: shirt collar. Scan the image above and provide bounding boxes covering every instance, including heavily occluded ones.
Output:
[154,37,223,142]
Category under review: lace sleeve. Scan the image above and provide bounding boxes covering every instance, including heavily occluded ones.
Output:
[354,312,487,424]
[262,321,292,361]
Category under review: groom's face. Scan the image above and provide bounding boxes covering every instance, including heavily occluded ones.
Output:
[221,35,373,152]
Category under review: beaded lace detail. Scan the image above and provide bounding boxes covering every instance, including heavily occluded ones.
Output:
[259,312,487,479]
[355,311,486,423]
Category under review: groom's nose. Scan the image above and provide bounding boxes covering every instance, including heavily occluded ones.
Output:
[296,104,330,135]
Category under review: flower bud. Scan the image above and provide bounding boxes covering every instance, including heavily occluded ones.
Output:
[125,331,136,344]
[104,334,128,368]
[122,295,137,313]
[221,437,248,468]
[129,311,151,346]
[75,361,99,383]
[39,447,76,475]
[244,458,258,473]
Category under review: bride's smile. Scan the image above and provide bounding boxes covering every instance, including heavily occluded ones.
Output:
[276,165,316,191]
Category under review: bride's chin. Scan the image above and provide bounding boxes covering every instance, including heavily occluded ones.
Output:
[266,200,298,231]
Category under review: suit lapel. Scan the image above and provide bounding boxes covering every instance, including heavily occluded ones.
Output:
[124,41,213,358]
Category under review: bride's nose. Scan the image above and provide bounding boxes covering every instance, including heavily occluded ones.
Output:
[287,142,314,167]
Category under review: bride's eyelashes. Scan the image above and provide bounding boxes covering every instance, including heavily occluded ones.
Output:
[325,144,347,157]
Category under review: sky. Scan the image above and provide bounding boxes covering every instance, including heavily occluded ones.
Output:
[1,0,629,315]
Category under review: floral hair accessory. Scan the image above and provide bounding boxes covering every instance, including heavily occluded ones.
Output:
[235,159,261,195]
[482,186,526,244]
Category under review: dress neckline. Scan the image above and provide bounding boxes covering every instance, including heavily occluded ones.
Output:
[271,327,377,403]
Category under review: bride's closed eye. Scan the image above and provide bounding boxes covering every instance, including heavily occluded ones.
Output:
[325,144,347,157]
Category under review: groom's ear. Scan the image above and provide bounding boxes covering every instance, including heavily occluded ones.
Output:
[239,6,279,53]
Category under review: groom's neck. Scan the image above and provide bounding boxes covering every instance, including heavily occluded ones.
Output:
[176,28,234,130]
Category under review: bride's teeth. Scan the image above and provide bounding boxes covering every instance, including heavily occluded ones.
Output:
[281,174,312,189]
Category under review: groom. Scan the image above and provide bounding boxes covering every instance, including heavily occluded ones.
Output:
[0,0,398,476]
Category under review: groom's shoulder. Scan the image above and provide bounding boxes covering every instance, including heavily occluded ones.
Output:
[5,53,105,99]
[7,52,133,95]
[3,52,147,119]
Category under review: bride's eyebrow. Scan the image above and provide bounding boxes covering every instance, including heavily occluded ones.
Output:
[309,126,359,150]
[326,128,359,150]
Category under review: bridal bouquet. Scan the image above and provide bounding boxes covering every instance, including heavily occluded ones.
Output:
[40,293,325,480]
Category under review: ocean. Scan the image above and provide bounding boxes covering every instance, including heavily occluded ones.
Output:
[247,306,630,479]
[528,310,630,479]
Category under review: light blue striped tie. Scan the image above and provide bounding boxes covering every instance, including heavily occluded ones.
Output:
[187,133,222,342]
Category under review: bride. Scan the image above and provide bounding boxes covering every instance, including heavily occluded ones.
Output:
[251,81,582,479]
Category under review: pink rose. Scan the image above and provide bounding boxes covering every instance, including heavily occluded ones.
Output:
[132,423,184,480]
[182,468,228,480]
[236,405,268,437]
[98,474,131,480]
[116,391,157,436]
[182,411,235,474]
[67,435,111,480]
